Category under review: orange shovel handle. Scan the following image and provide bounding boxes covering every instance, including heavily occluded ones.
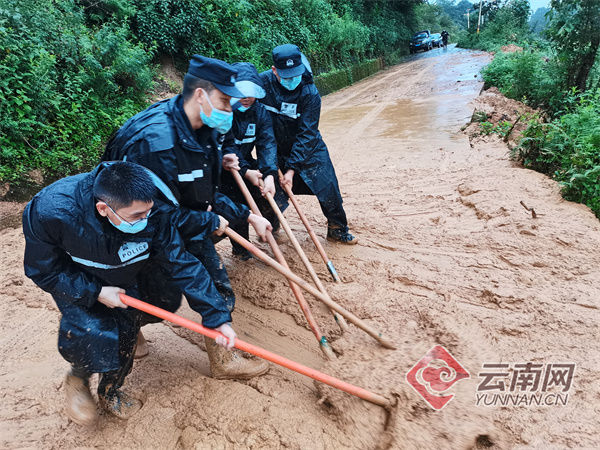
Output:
[120,293,390,408]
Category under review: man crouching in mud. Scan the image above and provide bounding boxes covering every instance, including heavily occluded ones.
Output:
[22,161,268,426]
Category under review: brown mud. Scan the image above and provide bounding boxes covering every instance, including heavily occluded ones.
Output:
[1,45,599,449]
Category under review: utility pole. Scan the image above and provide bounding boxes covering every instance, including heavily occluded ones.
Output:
[464,9,471,29]
[477,0,483,34]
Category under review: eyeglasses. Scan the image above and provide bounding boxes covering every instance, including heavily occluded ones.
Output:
[103,202,155,225]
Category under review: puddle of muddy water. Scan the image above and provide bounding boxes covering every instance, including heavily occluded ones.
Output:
[379,96,472,141]
[320,105,374,128]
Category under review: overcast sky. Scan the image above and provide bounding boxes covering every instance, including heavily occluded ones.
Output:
[439,1,551,12]
[529,0,550,11]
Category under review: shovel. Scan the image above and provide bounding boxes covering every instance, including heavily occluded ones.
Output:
[278,169,341,282]
[120,293,391,408]
[261,181,349,333]
[231,169,336,360]
[225,227,396,350]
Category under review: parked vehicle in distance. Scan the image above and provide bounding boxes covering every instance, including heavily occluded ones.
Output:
[409,30,432,53]
[430,33,443,48]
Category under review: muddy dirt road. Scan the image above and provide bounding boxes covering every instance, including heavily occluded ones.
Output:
[1,46,599,449]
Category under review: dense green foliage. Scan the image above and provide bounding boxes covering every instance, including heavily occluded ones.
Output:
[132,0,372,73]
[457,0,531,51]
[462,0,600,219]
[0,0,154,192]
[436,0,474,30]
[546,0,600,92]
[412,2,457,35]
[514,89,600,217]
[481,45,563,111]
[129,0,434,73]
[1,0,430,194]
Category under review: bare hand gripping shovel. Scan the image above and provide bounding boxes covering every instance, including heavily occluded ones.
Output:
[120,293,391,408]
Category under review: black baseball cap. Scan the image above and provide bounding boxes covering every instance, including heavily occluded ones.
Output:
[272,44,306,78]
[187,54,245,98]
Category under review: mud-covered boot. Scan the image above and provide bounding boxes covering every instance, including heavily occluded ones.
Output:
[232,245,253,261]
[204,336,269,380]
[271,226,286,244]
[327,225,358,245]
[98,389,142,419]
[134,331,149,359]
[64,373,98,426]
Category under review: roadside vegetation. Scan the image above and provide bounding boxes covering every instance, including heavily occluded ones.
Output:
[1,0,458,196]
[457,0,600,219]
[4,0,596,219]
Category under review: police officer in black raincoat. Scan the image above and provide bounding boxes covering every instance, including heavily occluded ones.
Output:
[220,62,287,259]
[23,162,267,426]
[259,44,357,244]
[102,55,273,355]
[441,30,450,47]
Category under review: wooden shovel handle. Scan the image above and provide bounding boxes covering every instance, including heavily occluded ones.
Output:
[261,186,349,332]
[225,227,397,350]
[278,169,341,282]
[231,170,335,360]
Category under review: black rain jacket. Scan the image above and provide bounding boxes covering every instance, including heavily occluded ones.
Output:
[258,70,342,208]
[222,102,278,178]
[102,95,250,225]
[22,163,231,372]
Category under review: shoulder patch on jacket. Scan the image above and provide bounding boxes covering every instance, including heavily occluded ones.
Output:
[144,124,176,153]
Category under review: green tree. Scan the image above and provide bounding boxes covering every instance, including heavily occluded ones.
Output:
[435,0,474,29]
[0,0,153,190]
[413,2,457,34]
[458,0,531,50]
[547,0,600,92]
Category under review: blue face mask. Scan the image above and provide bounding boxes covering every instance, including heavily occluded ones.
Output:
[280,75,302,91]
[200,89,233,134]
[106,204,150,234]
[230,97,254,113]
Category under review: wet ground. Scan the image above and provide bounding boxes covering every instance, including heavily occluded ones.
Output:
[1,45,599,449]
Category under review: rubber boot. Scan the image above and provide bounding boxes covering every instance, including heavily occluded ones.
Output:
[271,226,286,245]
[64,373,98,426]
[98,389,142,419]
[134,331,149,359]
[232,245,253,261]
[326,225,358,245]
[204,336,269,380]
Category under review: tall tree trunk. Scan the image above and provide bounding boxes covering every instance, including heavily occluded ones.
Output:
[574,36,600,92]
